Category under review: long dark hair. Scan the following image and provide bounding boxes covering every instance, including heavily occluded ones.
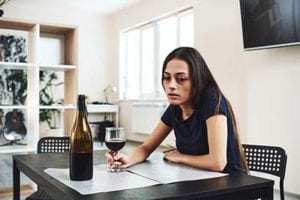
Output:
[161,47,248,171]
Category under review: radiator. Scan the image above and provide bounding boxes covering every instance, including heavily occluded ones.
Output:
[131,103,167,135]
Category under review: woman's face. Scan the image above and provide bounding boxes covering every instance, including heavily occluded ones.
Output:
[162,59,192,106]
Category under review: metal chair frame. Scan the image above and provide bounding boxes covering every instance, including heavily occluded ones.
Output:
[243,144,287,200]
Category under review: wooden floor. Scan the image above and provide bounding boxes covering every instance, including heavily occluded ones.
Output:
[0,185,33,200]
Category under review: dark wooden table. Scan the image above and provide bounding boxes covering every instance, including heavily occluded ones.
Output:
[13,151,274,200]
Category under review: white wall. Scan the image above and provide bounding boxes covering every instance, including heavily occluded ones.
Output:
[2,2,112,102]
[110,0,300,195]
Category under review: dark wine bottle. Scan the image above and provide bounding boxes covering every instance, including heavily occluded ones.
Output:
[70,94,93,180]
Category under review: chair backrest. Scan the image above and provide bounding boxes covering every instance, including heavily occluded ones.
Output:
[242,144,287,179]
[37,136,70,153]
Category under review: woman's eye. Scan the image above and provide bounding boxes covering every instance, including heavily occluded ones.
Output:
[176,77,189,84]
[163,76,171,81]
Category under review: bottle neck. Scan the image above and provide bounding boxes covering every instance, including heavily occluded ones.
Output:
[77,95,87,112]
[77,100,87,112]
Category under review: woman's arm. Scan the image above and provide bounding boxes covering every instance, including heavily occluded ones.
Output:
[164,115,227,172]
[106,121,172,168]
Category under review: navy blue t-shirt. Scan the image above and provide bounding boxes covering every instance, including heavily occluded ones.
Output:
[161,87,244,174]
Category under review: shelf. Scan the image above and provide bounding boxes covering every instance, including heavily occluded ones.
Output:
[39,64,76,71]
[0,105,27,109]
[39,104,75,109]
[0,17,36,31]
[0,61,36,69]
[40,24,77,34]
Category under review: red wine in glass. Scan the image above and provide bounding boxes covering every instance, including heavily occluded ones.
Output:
[105,139,126,152]
[105,127,126,172]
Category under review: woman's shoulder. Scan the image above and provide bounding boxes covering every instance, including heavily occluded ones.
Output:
[165,104,180,113]
[161,104,181,126]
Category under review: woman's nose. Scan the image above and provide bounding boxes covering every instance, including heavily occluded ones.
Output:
[168,77,177,89]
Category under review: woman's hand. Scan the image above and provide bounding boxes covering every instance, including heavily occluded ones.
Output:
[163,150,182,163]
[105,151,132,169]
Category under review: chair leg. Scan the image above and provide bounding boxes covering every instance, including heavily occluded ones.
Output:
[280,179,285,200]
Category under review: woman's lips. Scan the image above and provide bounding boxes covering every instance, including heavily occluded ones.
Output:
[168,93,179,99]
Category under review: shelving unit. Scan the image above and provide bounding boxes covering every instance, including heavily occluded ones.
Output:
[0,18,78,152]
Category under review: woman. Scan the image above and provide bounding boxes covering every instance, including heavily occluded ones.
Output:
[106,47,248,173]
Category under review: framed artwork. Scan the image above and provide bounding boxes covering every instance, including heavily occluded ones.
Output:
[0,32,28,105]
[0,109,27,145]
[0,68,27,105]
[0,34,27,63]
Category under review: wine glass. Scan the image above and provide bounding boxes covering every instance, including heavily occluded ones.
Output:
[105,127,126,172]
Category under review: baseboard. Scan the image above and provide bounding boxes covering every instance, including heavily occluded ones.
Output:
[285,191,300,199]
[274,189,300,199]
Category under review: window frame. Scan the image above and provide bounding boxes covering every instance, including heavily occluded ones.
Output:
[119,7,194,100]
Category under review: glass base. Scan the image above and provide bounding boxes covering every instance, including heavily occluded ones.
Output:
[107,165,123,172]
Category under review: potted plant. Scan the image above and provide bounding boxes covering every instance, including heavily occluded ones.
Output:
[4,69,27,105]
[39,71,64,136]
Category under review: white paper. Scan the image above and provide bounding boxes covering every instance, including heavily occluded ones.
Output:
[45,159,228,195]
[128,159,228,184]
[45,164,159,195]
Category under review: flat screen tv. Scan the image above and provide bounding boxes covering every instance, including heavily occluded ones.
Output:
[239,0,300,50]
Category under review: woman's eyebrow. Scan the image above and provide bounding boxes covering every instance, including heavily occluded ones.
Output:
[164,72,188,75]
[175,72,189,76]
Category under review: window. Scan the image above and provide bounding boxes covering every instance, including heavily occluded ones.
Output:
[120,8,194,99]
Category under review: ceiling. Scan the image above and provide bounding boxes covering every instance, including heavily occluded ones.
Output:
[6,0,144,15]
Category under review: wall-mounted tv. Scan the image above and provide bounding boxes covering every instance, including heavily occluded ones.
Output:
[239,0,300,50]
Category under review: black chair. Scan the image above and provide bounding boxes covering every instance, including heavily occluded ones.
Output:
[26,136,70,200]
[242,144,287,200]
